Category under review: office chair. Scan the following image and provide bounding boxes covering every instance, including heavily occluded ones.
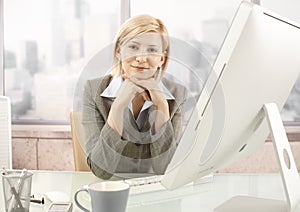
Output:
[70,111,90,171]
[0,96,12,169]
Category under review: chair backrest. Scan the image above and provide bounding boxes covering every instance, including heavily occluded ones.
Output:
[70,111,90,171]
[0,96,12,169]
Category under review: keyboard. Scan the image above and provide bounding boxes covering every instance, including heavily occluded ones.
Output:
[124,173,214,195]
[124,175,166,195]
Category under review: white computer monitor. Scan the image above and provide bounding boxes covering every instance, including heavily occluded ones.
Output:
[162,1,300,193]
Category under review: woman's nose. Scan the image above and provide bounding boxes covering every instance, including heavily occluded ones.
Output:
[135,54,147,63]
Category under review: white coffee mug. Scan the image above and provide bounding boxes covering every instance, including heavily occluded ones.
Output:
[74,181,130,212]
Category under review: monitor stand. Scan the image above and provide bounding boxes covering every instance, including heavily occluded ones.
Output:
[214,103,300,212]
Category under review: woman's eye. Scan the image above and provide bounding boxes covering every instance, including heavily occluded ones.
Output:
[148,48,158,53]
[128,45,138,50]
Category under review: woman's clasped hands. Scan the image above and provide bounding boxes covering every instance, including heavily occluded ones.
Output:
[117,69,167,108]
[128,70,170,131]
[109,69,170,136]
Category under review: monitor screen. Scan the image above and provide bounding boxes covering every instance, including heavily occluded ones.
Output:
[162,1,300,189]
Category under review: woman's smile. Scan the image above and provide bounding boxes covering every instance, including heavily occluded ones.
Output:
[131,65,150,71]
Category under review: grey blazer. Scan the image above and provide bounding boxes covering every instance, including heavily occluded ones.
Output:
[82,74,187,179]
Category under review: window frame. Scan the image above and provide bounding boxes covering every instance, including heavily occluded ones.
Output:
[0,0,299,127]
[0,0,129,125]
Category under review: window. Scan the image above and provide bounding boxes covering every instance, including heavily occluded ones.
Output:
[1,0,299,124]
[2,0,120,123]
[130,0,300,123]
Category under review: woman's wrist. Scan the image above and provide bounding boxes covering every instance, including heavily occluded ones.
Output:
[156,103,170,120]
[112,99,128,110]
[156,101,169,114]
[107,107,123,138]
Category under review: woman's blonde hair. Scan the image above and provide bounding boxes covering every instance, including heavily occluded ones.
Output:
[111,14,170,76]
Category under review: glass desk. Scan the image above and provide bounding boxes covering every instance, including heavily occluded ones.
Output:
[0,171,296,211]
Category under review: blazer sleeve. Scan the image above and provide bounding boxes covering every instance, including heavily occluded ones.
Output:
[82,80,123,179]
[150,86,188,174]
[82,79,148,179]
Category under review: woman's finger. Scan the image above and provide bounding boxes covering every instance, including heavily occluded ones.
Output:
[134,84,145,93]
[129,76,156,89]
[125,80,145,93]
[131,70,156,80]
[122,73,129,80]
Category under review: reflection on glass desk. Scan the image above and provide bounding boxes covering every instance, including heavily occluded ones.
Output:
[0,171,296,211]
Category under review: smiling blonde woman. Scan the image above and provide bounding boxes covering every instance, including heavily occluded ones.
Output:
[82,14,187,179]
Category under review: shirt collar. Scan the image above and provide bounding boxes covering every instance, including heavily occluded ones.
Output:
[100,76,123,98]
[100,75,175,100]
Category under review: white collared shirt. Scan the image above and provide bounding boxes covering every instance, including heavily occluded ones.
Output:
[100,76,175,129]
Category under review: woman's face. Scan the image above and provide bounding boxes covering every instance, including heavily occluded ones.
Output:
[118,32,165,79]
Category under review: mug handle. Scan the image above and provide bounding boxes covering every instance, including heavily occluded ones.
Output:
[74,185,90,212]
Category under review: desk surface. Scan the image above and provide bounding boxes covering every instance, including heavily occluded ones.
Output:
[0,171,292,211]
